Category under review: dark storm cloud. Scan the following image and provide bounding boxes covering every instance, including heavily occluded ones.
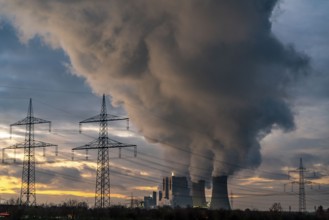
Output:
[36,166,84,189]
[0,22,113,162]
[254,156,289,180]
[0,22,101,126]
[0,0,310,184]
[0,164,21,178]
[291,153,320,167]
[272,0,329,100]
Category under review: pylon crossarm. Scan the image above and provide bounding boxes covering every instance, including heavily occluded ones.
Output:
[5,141,57,150]
[79,114,128,124]
[73,137,136,151]
[72,139,98,151]
[10,117,51,126]
[304,180,313,184]
[289,170,299,174]
[10,118,52,137]
[31,141,57,148]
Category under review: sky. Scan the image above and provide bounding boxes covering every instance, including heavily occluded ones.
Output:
[0,0,328,211]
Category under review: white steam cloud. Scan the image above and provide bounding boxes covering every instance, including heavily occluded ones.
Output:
[0,0,309,182]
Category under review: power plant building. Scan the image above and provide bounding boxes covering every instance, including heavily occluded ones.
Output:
[144,191,157,209]
[158,175,230,210]
[159,176,193,208]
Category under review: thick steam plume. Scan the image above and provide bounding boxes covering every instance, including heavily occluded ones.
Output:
[0,0,309,182]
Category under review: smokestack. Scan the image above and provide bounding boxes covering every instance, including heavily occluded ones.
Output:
[192,180,207,207]
[163,177,169,199]
[210,176,231,210]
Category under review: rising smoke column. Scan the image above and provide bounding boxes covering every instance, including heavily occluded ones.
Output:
[0,0,309,182]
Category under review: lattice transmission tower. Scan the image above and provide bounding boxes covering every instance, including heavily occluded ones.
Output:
[2,98,57,206]
[72,94,136,208]
[286,158,313,212]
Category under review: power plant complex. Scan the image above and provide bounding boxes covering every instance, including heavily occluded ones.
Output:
[2,97,317,212]
[156,175,231,209]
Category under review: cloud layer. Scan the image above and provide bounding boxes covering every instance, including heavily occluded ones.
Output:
[0,0,309,182]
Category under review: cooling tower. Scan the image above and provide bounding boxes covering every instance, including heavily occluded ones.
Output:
[192,180,207,207]
[210,176,231,210]
[171,176,193,207]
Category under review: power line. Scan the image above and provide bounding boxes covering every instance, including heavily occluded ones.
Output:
[0,96,306,180]
[17,96,322,180]
[1,97,328,210]
[2,99,57,206]
[0,85,93,95]
[72,94,136,208]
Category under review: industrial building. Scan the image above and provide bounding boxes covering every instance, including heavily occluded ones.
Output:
[157,175,230,210]
[159,176,193,208]
[144,191,157,209]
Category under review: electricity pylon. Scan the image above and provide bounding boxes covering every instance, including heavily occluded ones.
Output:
[72,94,136,208]
[286,158,313,212]
[3,98,57,206]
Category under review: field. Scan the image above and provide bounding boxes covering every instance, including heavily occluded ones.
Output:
[0,205,328,220]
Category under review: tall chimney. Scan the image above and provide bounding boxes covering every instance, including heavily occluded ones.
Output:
[210,176,231,210]
[192,180,207,207]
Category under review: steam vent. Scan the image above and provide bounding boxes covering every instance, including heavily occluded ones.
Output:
[192,180,207,207]
[210,176,231,210]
